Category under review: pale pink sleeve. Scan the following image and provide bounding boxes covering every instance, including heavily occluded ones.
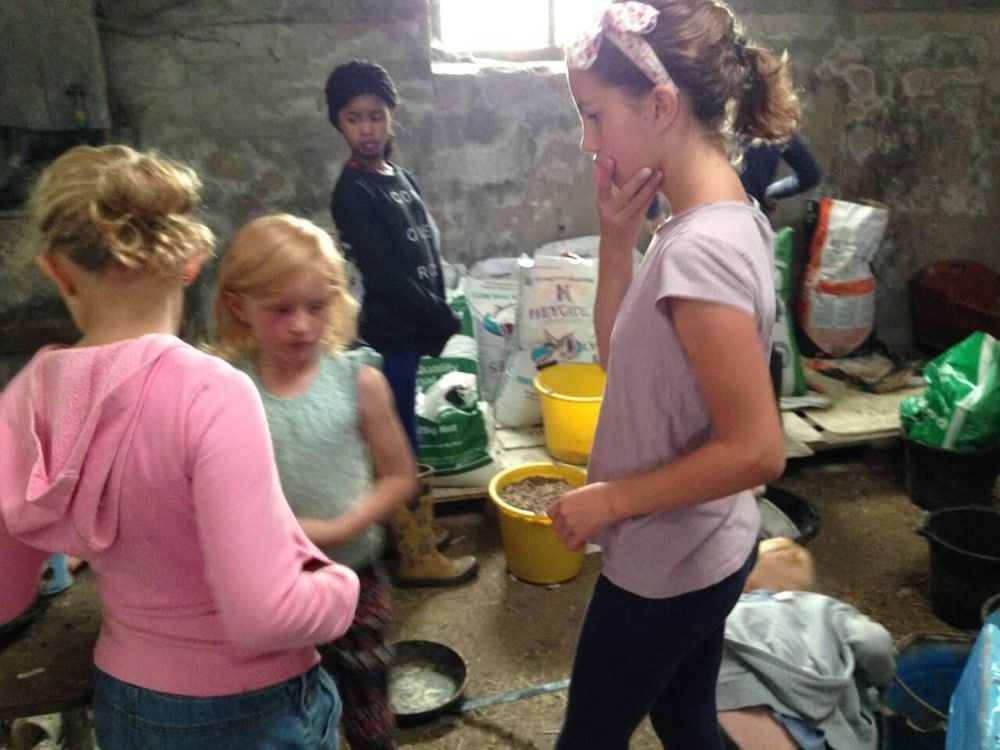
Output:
[657,232,757,316]
[0,388,49,623]
[186,367,359,652]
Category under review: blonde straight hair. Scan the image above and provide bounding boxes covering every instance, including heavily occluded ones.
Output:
[212,214,358,361]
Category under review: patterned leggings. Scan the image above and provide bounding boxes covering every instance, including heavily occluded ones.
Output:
[318,565,396,750]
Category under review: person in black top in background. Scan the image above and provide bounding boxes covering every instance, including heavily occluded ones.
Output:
[739,134,821,387]
[740,134,821,216]
[647,135,821,228]
[328,72,458,360]
[326,60,478,588]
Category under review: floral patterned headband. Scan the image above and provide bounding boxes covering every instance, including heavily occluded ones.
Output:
[565,2,676,89]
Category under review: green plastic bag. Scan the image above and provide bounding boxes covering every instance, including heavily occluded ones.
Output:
[416,357,491,477]
[900,332,1000,450]
[416,294,496,479]
[773,227,807,396]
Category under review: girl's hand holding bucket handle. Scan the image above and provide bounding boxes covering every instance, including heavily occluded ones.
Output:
[548,481,618,551]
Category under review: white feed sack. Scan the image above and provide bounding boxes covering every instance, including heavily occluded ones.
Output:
[466,257,522,403]
[493,253,600,428]
[535,235,600,259]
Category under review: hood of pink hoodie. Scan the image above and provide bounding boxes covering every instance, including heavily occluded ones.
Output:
[0,335,188,555]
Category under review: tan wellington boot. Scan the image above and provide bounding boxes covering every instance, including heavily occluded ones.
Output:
[382,521,451,559]
[389,466,478,588]
[432,524,453,550]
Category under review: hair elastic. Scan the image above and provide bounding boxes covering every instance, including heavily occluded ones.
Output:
[565,1,676,89]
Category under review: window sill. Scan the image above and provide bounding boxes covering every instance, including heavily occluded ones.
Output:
[432,59,566,77]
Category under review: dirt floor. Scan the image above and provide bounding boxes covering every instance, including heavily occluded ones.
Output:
[390,443,979,749]
[2,443,990,750]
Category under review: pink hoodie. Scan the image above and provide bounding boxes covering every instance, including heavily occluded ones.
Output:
[0,335,359,696]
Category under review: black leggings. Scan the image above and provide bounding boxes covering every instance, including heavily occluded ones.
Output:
[556,550,755,750]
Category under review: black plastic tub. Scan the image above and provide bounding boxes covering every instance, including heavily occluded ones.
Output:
[918,506,1000,629]
[759,486,821,545]
[903,437,1000,511]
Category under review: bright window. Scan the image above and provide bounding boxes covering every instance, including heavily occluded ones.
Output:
[435,0,610,55]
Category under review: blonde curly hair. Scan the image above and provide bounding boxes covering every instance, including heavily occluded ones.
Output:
[28,144,214,274]
[211,214,359,362]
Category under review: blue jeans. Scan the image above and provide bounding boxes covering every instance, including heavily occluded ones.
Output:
[381,352,420,452]
[556,548,757,750]
[93,665,341,750]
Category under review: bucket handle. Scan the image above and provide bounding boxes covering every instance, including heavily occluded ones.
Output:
[889,674,949,733]
[917,509,1000,563]
[917,522,1000,563]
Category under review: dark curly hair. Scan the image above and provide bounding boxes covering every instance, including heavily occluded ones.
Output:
[324,60,399,129]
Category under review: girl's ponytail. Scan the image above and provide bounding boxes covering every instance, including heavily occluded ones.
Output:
[732,44,801,143]
[90,150,214,274]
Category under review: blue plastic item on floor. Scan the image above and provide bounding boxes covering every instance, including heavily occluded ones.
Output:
[946,609,1000,750]
[41,553,74,595]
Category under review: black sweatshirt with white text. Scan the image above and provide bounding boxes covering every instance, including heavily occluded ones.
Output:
[331,161,460,356]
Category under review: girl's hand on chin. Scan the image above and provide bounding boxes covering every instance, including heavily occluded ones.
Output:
[594,157,663,256]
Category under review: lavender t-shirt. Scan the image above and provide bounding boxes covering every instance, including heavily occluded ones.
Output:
[588,201,775,599]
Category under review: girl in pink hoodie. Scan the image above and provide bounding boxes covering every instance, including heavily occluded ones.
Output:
[0,145,360,749]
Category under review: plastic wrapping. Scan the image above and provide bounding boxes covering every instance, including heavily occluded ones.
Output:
[901,332,1000,450]
[946,609,1000,749]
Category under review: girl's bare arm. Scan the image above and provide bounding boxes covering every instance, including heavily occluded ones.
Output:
[298,365,417,548]
[550,300,785,549]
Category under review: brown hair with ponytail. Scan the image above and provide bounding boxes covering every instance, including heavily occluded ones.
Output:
[588,0,801,159]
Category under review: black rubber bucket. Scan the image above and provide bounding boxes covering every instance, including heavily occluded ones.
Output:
[759,486,821,545]
[918,507,1000,629]
[903,437,1000,511]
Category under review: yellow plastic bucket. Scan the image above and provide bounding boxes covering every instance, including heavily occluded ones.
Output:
[488,463,587,585]
[533,363,606,465]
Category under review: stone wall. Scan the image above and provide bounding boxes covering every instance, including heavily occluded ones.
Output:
[732,0,999,354]
[1,0,997,356]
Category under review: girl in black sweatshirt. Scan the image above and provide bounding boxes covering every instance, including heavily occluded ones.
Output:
[325,60,477,592]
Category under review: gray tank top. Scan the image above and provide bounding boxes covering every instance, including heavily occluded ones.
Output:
[240,348,384,569]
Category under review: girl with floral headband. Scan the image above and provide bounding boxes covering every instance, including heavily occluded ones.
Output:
[546,1,796,747]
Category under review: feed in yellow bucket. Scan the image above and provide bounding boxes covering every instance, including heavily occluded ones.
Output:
[488,462,587,584]
[533,363,606,465]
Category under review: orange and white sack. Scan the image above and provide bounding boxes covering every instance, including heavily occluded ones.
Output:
[799,198,889,358]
